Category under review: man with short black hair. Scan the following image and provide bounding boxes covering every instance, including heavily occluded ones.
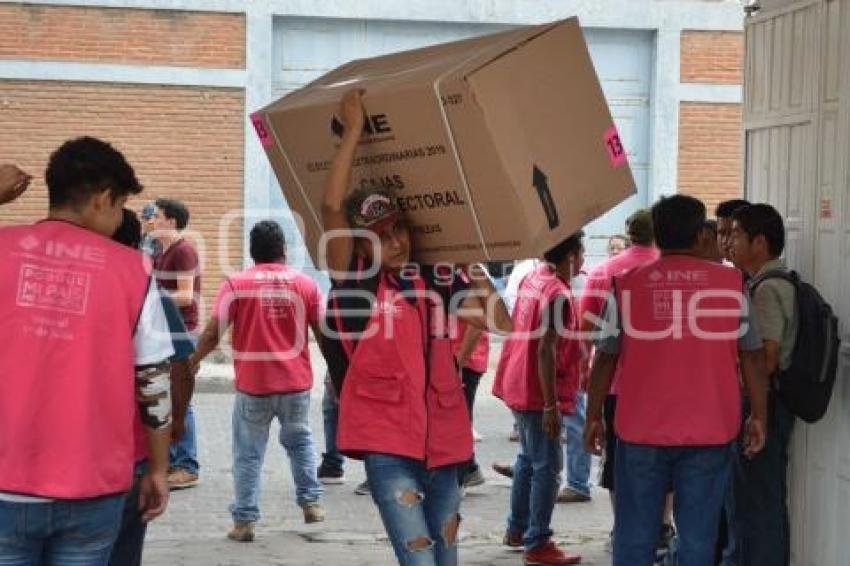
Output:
[149,197,202,489]
[578,209,661,552]
[493,230,587,565]
[730,203,797,566]
[585,195,768,566]
[192,220,326,542]
[0,137,173,562]
[716,199,751,264]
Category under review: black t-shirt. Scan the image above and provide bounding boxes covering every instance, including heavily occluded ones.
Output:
[322,258,469,394]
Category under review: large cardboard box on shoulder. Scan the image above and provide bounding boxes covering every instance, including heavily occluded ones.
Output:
[251,17,636,265]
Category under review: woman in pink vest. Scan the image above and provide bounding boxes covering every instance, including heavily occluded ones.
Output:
[584,195,769,566]
[492,231,586,566]
[321,89,512,565]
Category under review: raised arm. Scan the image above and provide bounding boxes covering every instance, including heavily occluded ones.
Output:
[321,90,366,277]
[0,164,32,205]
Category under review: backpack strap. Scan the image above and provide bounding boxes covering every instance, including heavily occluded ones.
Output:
[749,269,800,319]
[749,269,799,292]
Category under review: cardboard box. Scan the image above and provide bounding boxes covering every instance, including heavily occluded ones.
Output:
[251,17,636,265]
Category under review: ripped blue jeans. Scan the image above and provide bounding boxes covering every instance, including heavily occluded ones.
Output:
[364,454,462,566]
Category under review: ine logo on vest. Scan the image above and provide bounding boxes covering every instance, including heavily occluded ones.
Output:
[18,236,107,267]
[648,269,709,285]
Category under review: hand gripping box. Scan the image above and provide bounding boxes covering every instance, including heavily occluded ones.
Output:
[251,18,636,265]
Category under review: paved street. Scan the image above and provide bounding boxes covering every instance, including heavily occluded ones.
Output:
[143,344,614,565]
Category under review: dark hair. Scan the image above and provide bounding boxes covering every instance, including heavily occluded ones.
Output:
[155,198,190,230]
[112,208,143,249]
[652,195,706,250]
[46,136,142,210]
[702,218,718,236]
[544,230,585,265]
[250,220,286,263]
[731,204,785,257]
[715,199,750,219]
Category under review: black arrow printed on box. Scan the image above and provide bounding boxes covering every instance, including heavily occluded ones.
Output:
[533,165,560,230]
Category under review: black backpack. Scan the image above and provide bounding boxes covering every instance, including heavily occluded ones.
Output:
[751,270,840,423]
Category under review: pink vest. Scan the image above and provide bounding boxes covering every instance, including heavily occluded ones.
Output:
[451,319,490,374]
[216,264,322,395]
[0,221,149,498]
[335,274,473,469]
[580,245,660,394]
[493,264,582,415]
[614,255,743,446]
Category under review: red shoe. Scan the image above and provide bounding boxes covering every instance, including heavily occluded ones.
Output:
[523,540,581,565]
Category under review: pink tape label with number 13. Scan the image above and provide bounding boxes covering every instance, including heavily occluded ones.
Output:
[251,113,274,149]
[604,125,627,168]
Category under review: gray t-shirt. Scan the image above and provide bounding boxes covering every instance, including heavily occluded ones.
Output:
[749,259,798,371]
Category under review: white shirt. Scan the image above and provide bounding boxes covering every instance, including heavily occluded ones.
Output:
[504,259,539,313]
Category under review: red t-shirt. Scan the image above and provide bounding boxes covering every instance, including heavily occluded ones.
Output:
[153,238,201,331]
[214,263,323,395]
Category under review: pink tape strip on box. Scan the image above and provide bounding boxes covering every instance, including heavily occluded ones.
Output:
[604,125,627,168]
[250,113,274,149]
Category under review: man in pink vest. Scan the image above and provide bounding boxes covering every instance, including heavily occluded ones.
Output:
[0,137,174,564]
[493,230,586,566]
[579,210,662,550]
[191,220,326,542]
[584,195,769,566]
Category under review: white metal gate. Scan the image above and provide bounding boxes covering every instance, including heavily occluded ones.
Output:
[744,1,850,563]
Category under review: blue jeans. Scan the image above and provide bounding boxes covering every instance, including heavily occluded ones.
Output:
[231,390,323,522]
[321,377,344,472]
[365,454,462,566]
[169,404,199,475]
[108,463,148,566]
[718,443,740,566]
[563,392,591,497]
[170,333,200,475]
[508,410,562,551]
[0,494,125,565]
[614,441,732,566]
[733,395,795,566]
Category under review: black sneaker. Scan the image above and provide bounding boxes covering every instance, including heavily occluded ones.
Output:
[317,461,345,485]
[354,480,370,495]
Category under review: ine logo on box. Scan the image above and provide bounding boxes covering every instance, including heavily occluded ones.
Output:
[331,113,393,139]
